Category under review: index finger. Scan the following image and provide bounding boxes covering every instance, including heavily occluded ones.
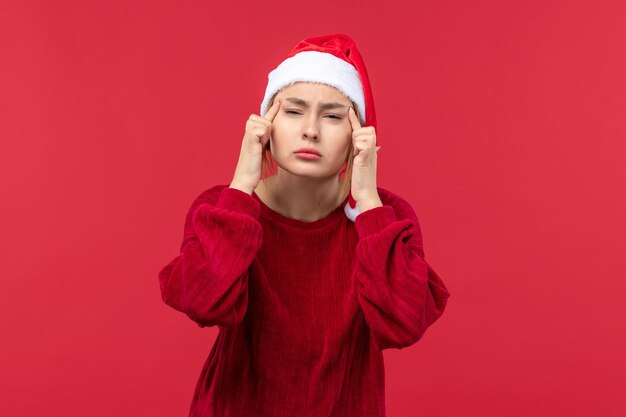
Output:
[348,106,361,131]
[263,99,281,122]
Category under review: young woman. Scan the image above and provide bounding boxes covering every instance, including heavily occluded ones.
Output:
[159,33,451,417]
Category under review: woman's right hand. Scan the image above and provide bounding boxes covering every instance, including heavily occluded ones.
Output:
[229,99,281,195]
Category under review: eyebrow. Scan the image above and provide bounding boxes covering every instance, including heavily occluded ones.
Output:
[284,97,348,110]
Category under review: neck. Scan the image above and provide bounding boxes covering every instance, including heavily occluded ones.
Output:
[258,171,348,222]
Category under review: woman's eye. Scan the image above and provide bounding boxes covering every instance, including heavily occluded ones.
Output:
[284,110,341,120]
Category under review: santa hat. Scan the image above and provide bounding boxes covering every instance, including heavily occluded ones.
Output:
[260,33,377,222]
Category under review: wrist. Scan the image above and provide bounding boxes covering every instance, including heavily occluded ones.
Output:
[229,182,254,195]
[357,195,383,212]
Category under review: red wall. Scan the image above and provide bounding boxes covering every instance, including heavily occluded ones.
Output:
[1,1,624,416]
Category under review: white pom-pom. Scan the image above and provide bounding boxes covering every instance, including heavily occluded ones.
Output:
[344,202,360,222]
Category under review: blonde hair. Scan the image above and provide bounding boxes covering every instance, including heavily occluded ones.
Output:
[260,90,361,202]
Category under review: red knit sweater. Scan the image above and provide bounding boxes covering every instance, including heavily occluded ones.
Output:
[159,184,450,417]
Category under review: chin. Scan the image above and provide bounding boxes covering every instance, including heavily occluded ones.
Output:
[277,158,343,180]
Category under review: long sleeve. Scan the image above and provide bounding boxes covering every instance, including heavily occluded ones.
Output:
[158,186,263,328]
[353,197,450,350]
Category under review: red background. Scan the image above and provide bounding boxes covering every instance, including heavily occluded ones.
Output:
[1,1,624,416]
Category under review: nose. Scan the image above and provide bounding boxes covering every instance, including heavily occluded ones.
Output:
[302,114,319,140]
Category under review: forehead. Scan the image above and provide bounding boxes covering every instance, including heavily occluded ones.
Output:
[277,81,351,104]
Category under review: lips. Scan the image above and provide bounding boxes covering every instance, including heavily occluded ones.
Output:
[294,148,321,156]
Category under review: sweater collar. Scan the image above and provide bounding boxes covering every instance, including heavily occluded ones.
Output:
[251,191,349,230]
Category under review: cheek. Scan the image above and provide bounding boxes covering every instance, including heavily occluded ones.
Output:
[330,134,353,161]
[270,120,286,142]
[269,121,296,154]
[323,123,351,138]
[272,118,298,138]
[337,128,353,148]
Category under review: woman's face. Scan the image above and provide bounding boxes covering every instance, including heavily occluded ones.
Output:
[269,82,354,179]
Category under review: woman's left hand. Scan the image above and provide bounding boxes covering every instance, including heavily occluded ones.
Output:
[348,107,383,211]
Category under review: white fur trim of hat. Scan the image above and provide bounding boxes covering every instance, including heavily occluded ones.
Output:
[260,51,366,125]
